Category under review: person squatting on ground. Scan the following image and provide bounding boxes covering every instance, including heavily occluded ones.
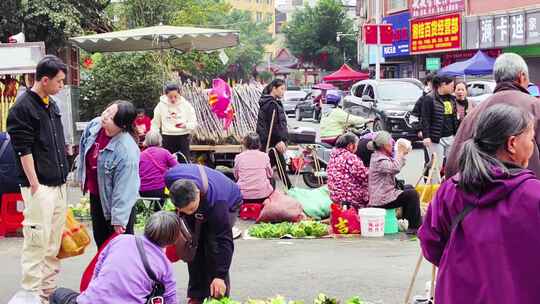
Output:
[164,164,243,304]
[367,131,421,233]
[234,133,274,202]
[256,79,292,189]
[49,211,181,304]
[7,55,69,302]
[445,53,540,178]
[78,100,140,248]
[327,132,369,210]
[152,83,197,161]
[421,74,458,181]
[419,104,540,303]
[139,130,179,210]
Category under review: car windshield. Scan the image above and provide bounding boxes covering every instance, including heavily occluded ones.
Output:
[284,91,307,100]
[377,82,422,101]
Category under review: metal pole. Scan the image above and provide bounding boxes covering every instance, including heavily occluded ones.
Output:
[375,0,381,80]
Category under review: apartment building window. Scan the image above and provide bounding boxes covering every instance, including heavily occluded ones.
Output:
[389,0,407,11]
[256,12,263,22]
[266,13,273,23]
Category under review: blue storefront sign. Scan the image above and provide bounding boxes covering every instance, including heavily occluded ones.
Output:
[382,12,411,58]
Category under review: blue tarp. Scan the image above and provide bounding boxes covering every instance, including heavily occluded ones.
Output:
[438,50,496,76]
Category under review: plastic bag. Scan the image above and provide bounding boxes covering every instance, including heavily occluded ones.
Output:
[209,78,235,130]
[330,203,360,234]
[57,209,91,259]
[287,186,333,220]
[257,190,305,223]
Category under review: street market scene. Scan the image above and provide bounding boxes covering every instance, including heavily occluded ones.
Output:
[1,0,540,303]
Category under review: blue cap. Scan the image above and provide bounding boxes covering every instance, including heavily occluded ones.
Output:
[528,84,540,97]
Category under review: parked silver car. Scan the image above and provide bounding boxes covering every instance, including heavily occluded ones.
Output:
[282,90,308,115]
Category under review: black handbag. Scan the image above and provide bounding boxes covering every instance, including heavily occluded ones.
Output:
[135,237,165,304]
[174,165,208,263]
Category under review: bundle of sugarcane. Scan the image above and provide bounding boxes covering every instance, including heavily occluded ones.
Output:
[181,82,263,145]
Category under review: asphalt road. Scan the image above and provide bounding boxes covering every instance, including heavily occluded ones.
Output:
[0,118,433,304]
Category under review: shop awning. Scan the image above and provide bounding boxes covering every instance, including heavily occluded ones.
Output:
[70,25,239,53]
[438,50,496,76]
[323,64,369,82]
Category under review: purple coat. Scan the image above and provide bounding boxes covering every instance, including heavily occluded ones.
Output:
[418,168,540,304]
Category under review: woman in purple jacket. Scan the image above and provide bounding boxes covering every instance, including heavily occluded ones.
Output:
[50,211,181,304]
[139,130,178,209]
[419,104,540,303]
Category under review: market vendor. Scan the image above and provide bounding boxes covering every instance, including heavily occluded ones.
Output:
[327,132,369,209]
[151,83,197,162]
[164,164,242,304]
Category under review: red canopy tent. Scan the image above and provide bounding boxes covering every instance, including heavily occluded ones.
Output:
[323,64,369,82]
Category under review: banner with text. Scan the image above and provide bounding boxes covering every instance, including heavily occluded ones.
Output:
[410,13,461,54]
[410,0,465,19]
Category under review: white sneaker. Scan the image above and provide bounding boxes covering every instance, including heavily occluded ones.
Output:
[8,290,41,304]
[232,226,242,239]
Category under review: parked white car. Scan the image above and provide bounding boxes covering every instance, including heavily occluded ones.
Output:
[466,80,496,105]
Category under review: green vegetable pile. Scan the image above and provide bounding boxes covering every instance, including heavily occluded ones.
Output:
[70,197,90,219]
[248,221,329,239]
[201,294,363,304]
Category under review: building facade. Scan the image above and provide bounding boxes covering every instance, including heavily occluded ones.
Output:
[226,0,277,35]
[361,0,540,83]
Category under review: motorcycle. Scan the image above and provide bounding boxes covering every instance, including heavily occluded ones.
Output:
[289,123,372,188]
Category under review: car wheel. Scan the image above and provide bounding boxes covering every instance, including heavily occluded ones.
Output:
[373,119,385,131]
[295,108,302,121]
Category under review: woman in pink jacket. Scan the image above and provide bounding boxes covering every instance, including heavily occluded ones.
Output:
[234,133,274,202]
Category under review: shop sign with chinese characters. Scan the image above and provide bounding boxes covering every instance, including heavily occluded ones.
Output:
[410,0,465,19]
[410,13,461,54]
[465,9,540,49]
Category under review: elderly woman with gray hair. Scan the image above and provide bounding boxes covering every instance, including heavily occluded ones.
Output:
[446,52,540,178]
[50,211,181,304]
[139,130,179,208]
[368,131,421,233]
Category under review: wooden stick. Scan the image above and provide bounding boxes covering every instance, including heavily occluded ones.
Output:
[420,152,437,204]
[430,264,437,301]
[404,253,424,304]
[265,109,276,152]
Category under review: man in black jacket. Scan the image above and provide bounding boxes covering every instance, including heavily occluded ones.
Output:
[256,79,291,188]
[7,55,69,302]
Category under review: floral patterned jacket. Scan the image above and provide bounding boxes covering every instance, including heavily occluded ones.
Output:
[327,148,369,208]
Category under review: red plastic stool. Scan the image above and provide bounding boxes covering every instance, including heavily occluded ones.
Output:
[239,203,263,220]
[1,193,24,235]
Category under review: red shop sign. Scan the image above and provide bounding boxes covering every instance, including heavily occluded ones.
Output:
[410,13,461,54]
[410,0,465,19]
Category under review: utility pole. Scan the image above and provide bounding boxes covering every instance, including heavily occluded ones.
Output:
[375,0,381,80]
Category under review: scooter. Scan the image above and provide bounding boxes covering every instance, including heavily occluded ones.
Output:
[289,123,372,188]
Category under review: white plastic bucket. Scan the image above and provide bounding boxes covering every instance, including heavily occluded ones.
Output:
[359,208,386,237]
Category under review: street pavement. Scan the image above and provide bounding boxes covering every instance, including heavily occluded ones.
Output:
[0,117,433,303]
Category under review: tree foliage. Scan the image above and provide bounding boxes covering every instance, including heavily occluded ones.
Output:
[79,53,162,120]
[283,0,356,70]
[122,0,179,28]
[0,0,112,53]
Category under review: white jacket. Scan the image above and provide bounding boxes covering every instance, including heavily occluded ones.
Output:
[151,95,198,136]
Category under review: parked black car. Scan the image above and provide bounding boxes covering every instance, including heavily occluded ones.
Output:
[341,79,423,141]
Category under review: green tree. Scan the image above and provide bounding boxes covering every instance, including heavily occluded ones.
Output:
[122,0,179,28]
[171,3,273,81]
[283,0,356,70]
[79,53,162,120]
[1,0,111,53]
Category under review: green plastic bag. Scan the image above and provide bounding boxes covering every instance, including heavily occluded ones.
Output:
[287,186,333,220]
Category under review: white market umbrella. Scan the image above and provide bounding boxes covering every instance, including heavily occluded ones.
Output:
[69,25,239,53]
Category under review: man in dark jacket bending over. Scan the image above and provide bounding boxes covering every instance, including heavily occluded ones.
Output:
[164,164,243,304]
